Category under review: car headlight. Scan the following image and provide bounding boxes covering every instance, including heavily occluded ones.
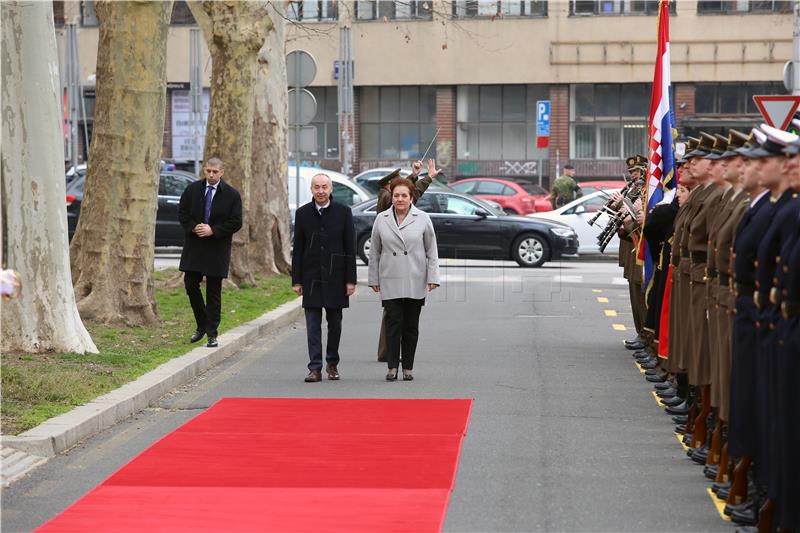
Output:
[550,227,576,238]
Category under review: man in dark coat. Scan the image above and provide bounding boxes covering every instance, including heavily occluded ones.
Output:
[178,157,243,348]
[292,173,357,382]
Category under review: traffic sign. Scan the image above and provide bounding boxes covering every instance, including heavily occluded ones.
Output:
[287,50,316,88]
[536,100,550,148]
[752,95,800,131]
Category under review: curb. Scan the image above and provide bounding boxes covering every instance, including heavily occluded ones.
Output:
[1,297,302,459]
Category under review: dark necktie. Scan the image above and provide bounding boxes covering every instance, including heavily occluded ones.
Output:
[204,186,214,223]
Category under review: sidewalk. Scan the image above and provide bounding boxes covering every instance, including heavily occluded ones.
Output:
[0,298,302,485]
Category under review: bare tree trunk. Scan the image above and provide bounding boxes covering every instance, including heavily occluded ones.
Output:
[1,0,97,353]
[68,0,172,326]
[188,1,272,287]
[249,1,290,277]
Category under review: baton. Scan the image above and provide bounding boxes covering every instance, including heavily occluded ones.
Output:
[420,127,441,162]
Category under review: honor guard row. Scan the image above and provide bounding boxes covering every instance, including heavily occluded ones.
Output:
[607,118,800,532]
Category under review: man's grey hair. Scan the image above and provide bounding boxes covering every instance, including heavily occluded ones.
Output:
[205,157,224,169]
[310,173,332,188]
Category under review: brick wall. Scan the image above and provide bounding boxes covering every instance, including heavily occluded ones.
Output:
[673,83,696,130]
[548,84,569,180]
[436,86,456,178]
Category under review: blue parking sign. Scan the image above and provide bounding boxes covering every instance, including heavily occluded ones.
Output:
[536,100,550,137]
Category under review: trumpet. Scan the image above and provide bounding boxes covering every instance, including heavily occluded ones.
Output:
[596,180,643,253]
[586,174,634,227]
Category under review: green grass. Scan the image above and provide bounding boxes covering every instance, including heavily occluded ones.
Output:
[1,270,297,435]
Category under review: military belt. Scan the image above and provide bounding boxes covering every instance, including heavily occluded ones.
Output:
[690,252,708,262]
[782,300,800,319]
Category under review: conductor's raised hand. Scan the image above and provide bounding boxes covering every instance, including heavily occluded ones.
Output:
[411,160,423,176]
[427,159,439,178]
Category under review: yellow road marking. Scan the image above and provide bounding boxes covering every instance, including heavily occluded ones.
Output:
[634,361,645,374]
[597,297,609,303]
[592,289,603,293]
[612,323,626,331]
[604,309,618,317]
[651,391,665,407]
[706,488,732,522]
[674,432,689,451]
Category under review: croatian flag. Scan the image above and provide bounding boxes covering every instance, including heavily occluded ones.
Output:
[640,0,677,295]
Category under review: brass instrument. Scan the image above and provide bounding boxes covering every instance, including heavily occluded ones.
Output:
[595,178,643,253]
[587,177,634,227]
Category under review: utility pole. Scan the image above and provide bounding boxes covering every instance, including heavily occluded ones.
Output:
[792,1,800,96]
[337,8,355,176]
[189,28,202,174]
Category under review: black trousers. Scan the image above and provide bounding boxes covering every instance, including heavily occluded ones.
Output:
[304,307,343,371]
[383,298,424,371]
[184,271,222,337]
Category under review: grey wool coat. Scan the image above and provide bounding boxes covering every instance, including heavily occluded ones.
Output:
[367,205,440,301]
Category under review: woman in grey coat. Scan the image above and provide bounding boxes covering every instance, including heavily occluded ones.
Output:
[368,178,440,381]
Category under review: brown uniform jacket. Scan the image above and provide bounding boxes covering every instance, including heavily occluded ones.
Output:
[376,176,433,213]
[688,184,724,283]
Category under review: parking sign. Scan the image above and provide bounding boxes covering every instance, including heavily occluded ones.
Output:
[536,100,550,148]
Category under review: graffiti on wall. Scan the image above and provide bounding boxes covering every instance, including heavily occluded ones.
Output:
[436,140,452,168]
[499,161,538,175]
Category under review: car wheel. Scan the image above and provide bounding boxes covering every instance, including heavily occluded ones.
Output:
[512,233,549,268]
[358,234,371,265]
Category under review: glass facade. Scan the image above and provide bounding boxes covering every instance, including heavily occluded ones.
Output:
[360,86,437,160]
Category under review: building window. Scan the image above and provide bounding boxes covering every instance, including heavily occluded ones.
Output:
[355,1,433,20]
[170,1,196,24]
[570,84,649,160]
[697,0,792,13]
[457,85,549,161]
[452,1,548,17]
[360,86,437,160]
[287,1,338,21]
[81,0,98,26]
[569,0,674,15]
[53,1,66,26]
[695,82,788,115]
[307,87,340,159]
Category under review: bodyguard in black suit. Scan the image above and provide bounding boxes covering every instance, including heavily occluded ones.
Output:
[291,173,357,382]
[178,158,243,348]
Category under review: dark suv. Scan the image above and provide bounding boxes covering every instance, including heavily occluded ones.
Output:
[66,171,197,246]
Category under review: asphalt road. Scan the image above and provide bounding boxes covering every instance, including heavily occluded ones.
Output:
[2,259,730,532]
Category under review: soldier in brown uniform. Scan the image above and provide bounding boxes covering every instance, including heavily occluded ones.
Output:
[620,155,648,351]
[685,132,726,453]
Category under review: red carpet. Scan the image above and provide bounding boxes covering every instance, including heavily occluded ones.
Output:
[37,398,472,532]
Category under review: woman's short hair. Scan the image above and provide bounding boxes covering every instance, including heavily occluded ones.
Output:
[390,177,414,194]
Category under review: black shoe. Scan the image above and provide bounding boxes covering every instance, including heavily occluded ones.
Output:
[672,414,689,424]
[654,380,674,390]
[657,388,677,399]
[675,424,688,434]
[641,360,658,371]
[704,464,719,480]
[691,447,709,464]
[725,501,751,517]
[190,330,205,343]
[662,395,685,407]
[625,337,646,350]
[634,350,652,360]
[325,363,340,380]
[665,401,689,415]
[206,336,218,347]
[731,502,757,526]
[716,486,731,500]
[733,527,757,533]
[682,433,693,446]
[647,373,668,383]
[712,481,730,494]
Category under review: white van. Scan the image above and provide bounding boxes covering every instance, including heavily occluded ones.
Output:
[287,166,371,212]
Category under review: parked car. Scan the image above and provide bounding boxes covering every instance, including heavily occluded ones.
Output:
[527,189,621,255]
[578,180,626,196]
[288,166,370,212]
[352,167,448,196]
[449,177,549,215]
[352,191,578,268]
[66,170,198,246]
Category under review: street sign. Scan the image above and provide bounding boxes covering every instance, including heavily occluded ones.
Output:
[288,126,317,153]
[287,50,316,88]
[536,100,550,148]
[752,95,800,130]
[333,60,355,81]
[288,88,317,126]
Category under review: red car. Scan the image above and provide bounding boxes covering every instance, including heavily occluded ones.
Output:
[449,178,548,215]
